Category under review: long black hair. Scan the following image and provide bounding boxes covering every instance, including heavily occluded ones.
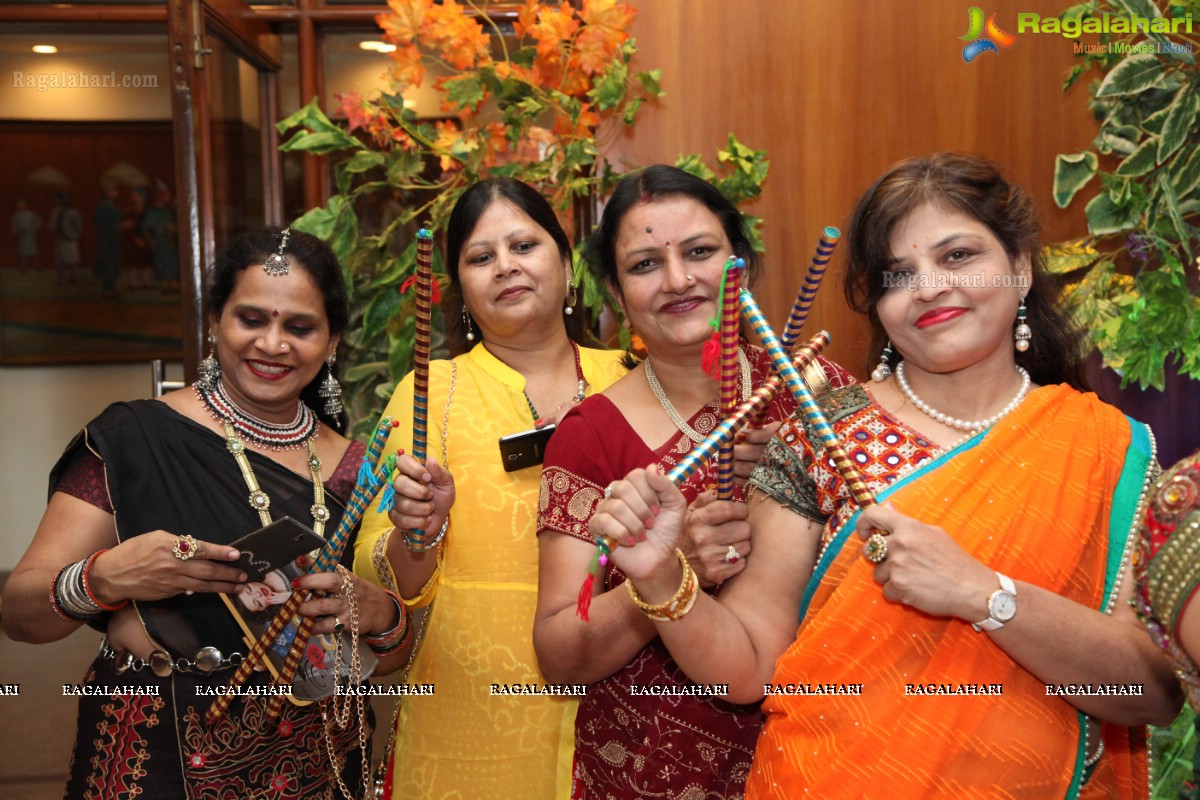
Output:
[208,226,350,429]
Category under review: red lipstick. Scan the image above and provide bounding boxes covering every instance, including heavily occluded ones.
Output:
[915,307,966,329]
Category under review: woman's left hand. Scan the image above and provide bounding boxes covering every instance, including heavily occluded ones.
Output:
[293,569,397,636]
[855,503,995,621]
[732,422,781,486]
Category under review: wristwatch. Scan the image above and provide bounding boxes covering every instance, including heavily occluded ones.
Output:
[972,572,1017,632]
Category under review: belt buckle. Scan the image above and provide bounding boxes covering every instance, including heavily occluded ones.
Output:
[149,650,175,678]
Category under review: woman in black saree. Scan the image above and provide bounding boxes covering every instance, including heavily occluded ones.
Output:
[3,227,406,799]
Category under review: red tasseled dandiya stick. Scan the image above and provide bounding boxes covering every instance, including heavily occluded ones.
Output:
[780,226,839,351]
[714,261,743,500]
[574,342,829,620]
[407,227,436,551]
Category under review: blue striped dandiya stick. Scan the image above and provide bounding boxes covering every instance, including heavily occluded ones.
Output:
[740,289,875,508]
[406,228,436,550]
[780,226,840,351]
[207,417,396,723]
[576,344,829,620]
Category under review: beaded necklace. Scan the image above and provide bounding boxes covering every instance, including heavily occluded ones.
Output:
[522,340,587,423]
[895,361,1030,433]
[222,421,328,532]
[644,348,752,444]
[195,377,318,451]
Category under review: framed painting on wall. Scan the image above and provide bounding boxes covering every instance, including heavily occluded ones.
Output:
[0,121,183,365]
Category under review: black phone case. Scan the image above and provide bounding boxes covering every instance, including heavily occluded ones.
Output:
[498,424,556,472]
[227,516,325,581]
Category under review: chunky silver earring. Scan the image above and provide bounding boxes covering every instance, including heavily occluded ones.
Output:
[263,227,291,276]
[462,306,476,342]
[1014,297,1032,353]
[319,353,343,425]
[871,341,894,383]
[198,331,220,389]
[564,280,578,316]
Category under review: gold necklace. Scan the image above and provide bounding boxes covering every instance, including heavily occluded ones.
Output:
[222,421,329,532]
[644,349,752,444]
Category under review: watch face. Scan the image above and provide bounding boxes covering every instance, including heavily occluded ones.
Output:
[990,591,1017,622]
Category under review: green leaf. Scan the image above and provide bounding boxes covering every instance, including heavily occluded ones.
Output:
[343,361,389,382]
[276,98,342,136]
[1114,136,1161,176]
[1171,144,1200,196]
[1053,152,1099,208]
[1096,54,1167,97]
[341,150,386,175]
[279,129,360,155]
[674,154,716,183]
[510,46,536,69]
[1158,175,1193,257]
[1042,240,1102,276]
[361,288,403,345]
[589,58,628,111]
[1109,0,1163,21]
[1158,90,1197,164]
[1085,192,1140,234]
[635,69,663,97]
[443,74,484,108]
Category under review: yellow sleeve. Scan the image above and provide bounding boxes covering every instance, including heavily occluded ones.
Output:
[351,363,450,601]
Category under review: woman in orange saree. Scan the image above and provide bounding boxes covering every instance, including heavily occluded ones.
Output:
[588,153,1181,799]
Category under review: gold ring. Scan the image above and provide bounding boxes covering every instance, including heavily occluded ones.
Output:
[863,532,889,564]
[172,534,199,561]
[333,617,345,635]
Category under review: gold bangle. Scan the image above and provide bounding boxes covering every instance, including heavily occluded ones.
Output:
[625,549,699,622]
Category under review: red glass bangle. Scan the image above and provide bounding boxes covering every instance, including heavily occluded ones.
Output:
[81,550,129,612]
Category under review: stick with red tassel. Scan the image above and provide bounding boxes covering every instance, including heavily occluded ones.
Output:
[575,339,829,620]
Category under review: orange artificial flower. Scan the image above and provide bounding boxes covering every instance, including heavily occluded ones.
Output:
[387,43,425,88]
[481,122,510,167]
[337,90,375,134]
[574,27,620,75]
[377,0,425,45]
[423,1,491,70]
[524,2,580,60]
[580,0,637,38]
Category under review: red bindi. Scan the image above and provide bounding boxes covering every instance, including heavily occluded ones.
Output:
[272,309,280,318]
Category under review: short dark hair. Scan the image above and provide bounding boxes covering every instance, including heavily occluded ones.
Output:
[843,152,1085,389]
[585,165,758,291]
[208,226,350,428]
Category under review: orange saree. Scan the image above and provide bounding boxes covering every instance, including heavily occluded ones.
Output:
[745,384,1155,800]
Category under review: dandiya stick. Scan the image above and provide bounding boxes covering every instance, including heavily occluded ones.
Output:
[780,226,840,352]
[575,345,826,620]
[206,418,396,724]
[715,260,743,500]
[740,289,875,508]
[406,228,436,551]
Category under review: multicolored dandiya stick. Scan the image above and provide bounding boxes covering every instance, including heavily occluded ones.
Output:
[715,259,743,500]
[740,289,875,508]
[780,226,840,351]
[207,418,397,724]
[405,228,436,551]
[575,344,827,620]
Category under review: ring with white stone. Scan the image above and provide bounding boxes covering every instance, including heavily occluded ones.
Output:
[603,483,615,499]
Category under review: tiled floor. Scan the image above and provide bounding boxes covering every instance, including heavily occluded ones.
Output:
[0,626,102,800]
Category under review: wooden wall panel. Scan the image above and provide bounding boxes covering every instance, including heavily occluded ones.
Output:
[606,0,1097,376]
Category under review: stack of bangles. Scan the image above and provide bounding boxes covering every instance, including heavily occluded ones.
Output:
[50,550,129,621]
[364,590,411,657]
[625,549,700,622]
[401,518,449,552]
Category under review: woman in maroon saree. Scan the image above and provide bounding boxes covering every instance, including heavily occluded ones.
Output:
[534,165,852,799]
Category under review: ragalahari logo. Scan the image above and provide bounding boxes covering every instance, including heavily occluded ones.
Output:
[960,7,1016,62]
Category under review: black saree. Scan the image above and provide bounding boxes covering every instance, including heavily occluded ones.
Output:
[52,400,372,800]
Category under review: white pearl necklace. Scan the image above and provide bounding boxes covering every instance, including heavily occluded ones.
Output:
[895,361,1030,432]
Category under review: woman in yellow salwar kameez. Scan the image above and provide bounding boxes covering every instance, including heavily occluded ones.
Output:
[590,153,1182,799]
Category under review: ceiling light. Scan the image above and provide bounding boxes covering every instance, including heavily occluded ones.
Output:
[32,45,58,54]
[359,41,396,54]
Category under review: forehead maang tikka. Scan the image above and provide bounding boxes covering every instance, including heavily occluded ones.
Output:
[263,227,291,276]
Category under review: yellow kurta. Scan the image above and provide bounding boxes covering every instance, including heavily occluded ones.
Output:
[354,343,627,800]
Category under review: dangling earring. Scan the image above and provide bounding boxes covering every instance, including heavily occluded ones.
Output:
[564,279,578,316]
[1014,296,1032,353]
[871,341,894,383]
[462,305,476,342]
[198,330,220,389]
[319,353,343,425]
